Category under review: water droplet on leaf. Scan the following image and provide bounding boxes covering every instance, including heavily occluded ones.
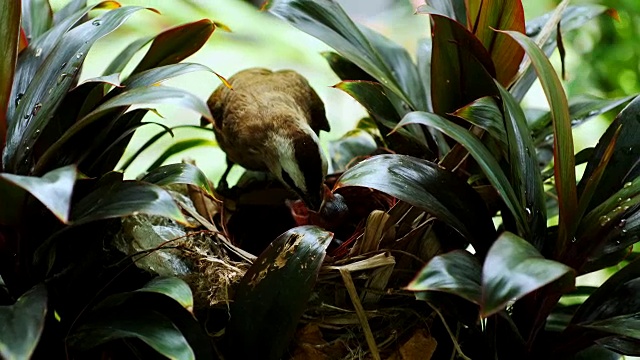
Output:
[92,19,101,26]
[76,52,83,59]
[624,182,633,188]
[35,47,42,57]
[599,215,611,226]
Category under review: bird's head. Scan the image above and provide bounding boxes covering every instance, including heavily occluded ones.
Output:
[266,126,328,211]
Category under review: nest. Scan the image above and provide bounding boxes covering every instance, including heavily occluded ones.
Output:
[116,177,451,359]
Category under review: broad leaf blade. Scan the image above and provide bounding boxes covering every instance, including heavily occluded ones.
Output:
[0,284,48,360]
[131,19,214,74]
[0,164,76,223]
[396,112,527,237]
[226,226,333,360]
[137,276,193,311]
[465,0,525,85]
[451,96,506,145]
[500,30,577,251]
[481,232,574,317]
[407,250,482,305]
[71,181,186,225]
[429,14,498,116]
[417,0,466,24]
[334,154,496,254]
[21,0,53,41]
[141,163,213,196]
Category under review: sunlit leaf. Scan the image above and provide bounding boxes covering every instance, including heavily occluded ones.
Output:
[481,232,573,317]
[0,284,47,360]
[226,226,333,360]
[395,112,527,236]
[132,19,214,74]
[142,163,213,196]
[335,154,496,254]
[0,165,76,223]
[500,30,577,252]
[465,0,525,85]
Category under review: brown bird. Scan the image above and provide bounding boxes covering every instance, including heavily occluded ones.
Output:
[205,68,331,210]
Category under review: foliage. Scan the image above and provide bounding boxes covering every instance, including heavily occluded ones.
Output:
[268,0,640,358]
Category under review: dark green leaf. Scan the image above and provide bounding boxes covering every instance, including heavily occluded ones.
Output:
[596,337,640,357]
[70,309,195,360]
[268,0,420,110]
[416,38,432,111]
[501,30,577,251]
[579,96,640,213]
[21,0,53,41]
[0,0,21,160]
[124,63,212,88]
[4,6,150,173]
[103,35,153,76]
[136,276,193,311]
[429,14,498,116]
[574,344,625,360]
[132,19,214,74]
[321,51,374,82]
[396,112,527,237]
[328,129,377,172]
[334,154,496,254]
[498,84,546,248]
[34,86,213,174]
[464,0,525,86]
[0,165,76,223]
[141,163,213,196]
[407,250,482,304]
[451,96,506,145]
[0,284,47,360]
[71,181,186,225]
[582,313,640,340]
[481,232,573,317]
[146,138,218,171]
[226,226,333,360]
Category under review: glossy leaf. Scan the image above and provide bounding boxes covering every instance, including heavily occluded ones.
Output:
[429,14,498,116]
[335,154,496,254]
[268,0,421,110]
[34,86,213,174]
[0,165,76,223]
[71,310,195,360]
[146,138,218,171]
[132,19,214,74]
[481,232,573,317]
[52,0,88,25]
[333,81,400,124]
[498,84,546,248]
[407,250,482,304]
[321,51,375,82]
[21,0,53,41]
[501,30,577,251]
[0,284,47,360]
[4,6,149,173]
[0,0,21,157]
[136,276,193,311]
[578,96,640,213]
[71,181,186,225]
[465,0,525,85]
[124,63,213,88]
[396,112,527,236]
[7,1,120,125]
[141,163,213,196]
[327,129,377,172]
[451,96,506,145]
[226,226,333,360]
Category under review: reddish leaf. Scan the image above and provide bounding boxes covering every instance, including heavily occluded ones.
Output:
[429,14,497,116]
[0,1,21,162]
[464,0,525,86]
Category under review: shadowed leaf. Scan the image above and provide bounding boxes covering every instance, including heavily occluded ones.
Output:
[142,163,213,196]
[0,284,47,360]
[451,96,506,145]
[146,138,218,171]
[226,226,333,360]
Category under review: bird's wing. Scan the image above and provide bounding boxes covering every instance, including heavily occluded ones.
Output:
[274,70,330,134]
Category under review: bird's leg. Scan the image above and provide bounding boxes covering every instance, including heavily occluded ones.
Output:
[217,158,235,194]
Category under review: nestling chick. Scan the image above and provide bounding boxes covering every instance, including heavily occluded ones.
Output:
[205,68,331,211]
